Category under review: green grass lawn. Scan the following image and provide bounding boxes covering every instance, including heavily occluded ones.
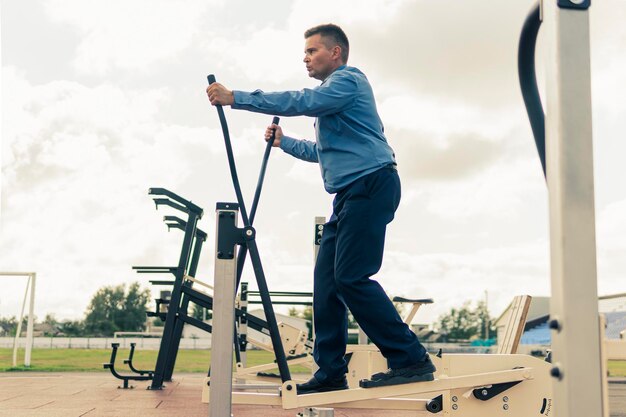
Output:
[0,348,310,373]
[2,348,626,377]
[608,360,626,377]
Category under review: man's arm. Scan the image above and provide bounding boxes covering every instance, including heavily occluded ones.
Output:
[263,123,318,163]
[280,136,318,163]
[207,71,357,117]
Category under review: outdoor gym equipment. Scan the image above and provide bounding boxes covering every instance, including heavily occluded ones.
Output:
[105,83,291,390]
[203,72,554,416]
[104,188,206,388]
[519,1,604,415]
[103,343,153,389]
[203,0,606,414]
[104,186,293,389]
[205,73,298,415]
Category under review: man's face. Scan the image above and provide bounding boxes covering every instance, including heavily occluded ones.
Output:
[303,34,340,81]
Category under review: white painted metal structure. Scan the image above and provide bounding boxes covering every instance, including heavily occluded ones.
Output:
[543,0,605,416]
[0,272,36,367]
[209,206,238,417]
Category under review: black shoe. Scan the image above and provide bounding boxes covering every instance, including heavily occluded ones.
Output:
[296,376,349,395]
[359,354,436,388]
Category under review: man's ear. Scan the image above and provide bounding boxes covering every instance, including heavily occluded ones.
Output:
[332,45,342,61]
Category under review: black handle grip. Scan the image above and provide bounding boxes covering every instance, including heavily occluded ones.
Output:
[251,116,280,225]
[207,74,216,85]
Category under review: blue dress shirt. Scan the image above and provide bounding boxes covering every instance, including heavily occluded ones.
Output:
[232,65,396,194]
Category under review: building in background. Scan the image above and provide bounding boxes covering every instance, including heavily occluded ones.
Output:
[494,293,626,354]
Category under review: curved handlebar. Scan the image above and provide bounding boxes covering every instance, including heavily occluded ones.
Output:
[207,74,251,225]
[251,116,280,224]
[518,1,546,179]
[149,188,204,216]
[207,74,279,226]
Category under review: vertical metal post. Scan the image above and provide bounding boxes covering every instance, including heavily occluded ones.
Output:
[164,230,206,381]
[313,217,325,262]
[544,1,604,416]
[0,272,36,367]
[599,314,610,417]
[209,203,239,417]
[312,217,325,374]
[239,281,249,368]
[25,273,36,367]
[151,211,199,389]
[13,277,29,367]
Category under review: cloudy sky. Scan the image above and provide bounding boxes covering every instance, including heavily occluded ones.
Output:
[1,0,625,326]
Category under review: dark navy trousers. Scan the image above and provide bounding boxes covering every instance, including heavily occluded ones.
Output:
[312,165,427,382]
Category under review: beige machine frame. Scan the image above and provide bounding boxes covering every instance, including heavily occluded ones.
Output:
[204,293,547,414]
[543,0,605,416]
[204,353,553,415]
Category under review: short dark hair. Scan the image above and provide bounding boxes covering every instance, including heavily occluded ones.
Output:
[304,24,349,63]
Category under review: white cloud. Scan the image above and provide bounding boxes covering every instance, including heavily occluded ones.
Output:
[597,199,626,293]
[197,0,411,86]
[378,239,551,324]
[43,0,218,75]
[1,0,624,325]
[421,156,546,220]
[0,69,227,318]
[288,0,409,27]
[203,27,305,85]
[379,95,518,140]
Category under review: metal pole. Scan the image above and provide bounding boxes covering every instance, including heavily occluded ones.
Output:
[0,272,36,367]
[25,273,36,366]
[13,277,30,367]
[543,0,604,416]
[151,210,199,388]
[209,203,239,417]
[312,217,325,373]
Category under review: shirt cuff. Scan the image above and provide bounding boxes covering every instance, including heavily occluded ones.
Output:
[279,135,298,152]
[232,90,249,109]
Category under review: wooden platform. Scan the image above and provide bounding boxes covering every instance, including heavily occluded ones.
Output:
[1,372,626,416]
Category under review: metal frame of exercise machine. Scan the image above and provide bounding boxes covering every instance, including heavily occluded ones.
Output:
[107,187,315,388]
[203,74,554,416]
[205,73,298,416]
[104,188,206,388]
[520,0,604,416]
[203,0,608,414]
[205,204,553,414]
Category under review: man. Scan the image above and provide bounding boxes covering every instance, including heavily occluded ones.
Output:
[207,23,435,394]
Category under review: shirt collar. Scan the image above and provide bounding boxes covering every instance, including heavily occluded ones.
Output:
[322,65,347,83]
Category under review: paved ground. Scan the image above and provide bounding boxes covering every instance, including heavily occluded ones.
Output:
[1,372,625,417]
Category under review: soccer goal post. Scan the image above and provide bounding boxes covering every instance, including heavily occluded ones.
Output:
[0,272,36,367]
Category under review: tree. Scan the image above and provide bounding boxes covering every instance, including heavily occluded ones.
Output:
[58,319,85,337]
[0,315,35,337]
[288,306,313,338]
[122,282,151,330]
[83,282,150,336]
[474,300,496,340]
[0,316,17,337]
[436,300,495,342]
[287,299,406,339]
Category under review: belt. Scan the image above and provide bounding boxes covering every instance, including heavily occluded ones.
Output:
[384,163,397,171]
